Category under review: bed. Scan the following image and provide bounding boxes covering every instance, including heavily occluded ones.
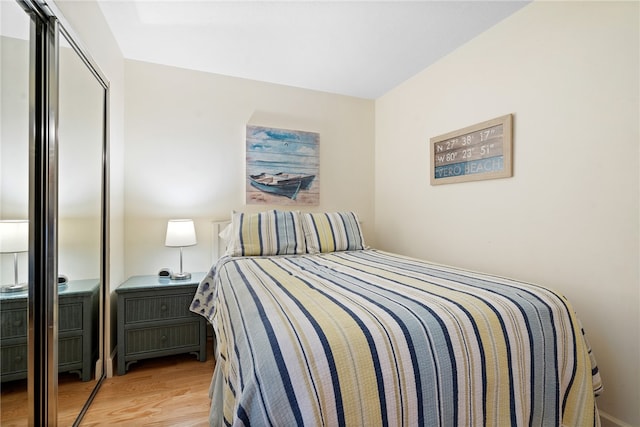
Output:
[191,210,602,426]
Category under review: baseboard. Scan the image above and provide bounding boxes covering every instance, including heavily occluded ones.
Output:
[599,410,634,427]
[94,358,103,379]
[106,346,117,378]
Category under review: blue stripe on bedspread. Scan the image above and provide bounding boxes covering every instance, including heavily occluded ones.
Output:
[190,250,602,427]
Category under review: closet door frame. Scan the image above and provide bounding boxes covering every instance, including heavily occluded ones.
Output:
[26,4,58,423]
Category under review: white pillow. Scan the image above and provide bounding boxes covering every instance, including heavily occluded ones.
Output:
[219,223,232,241]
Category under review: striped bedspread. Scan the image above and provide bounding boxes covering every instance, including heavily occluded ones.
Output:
[190,250,602,426]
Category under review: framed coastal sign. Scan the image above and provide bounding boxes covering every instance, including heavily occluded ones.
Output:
[246,125,320,205]
[430,114,513,185]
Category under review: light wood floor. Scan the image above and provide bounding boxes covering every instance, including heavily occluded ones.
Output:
[1,341,215,426]
[81,343,215,426]
[1,371,100,426]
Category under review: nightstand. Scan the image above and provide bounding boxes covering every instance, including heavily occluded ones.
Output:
[0,279,99,382]
[116,272,207,375]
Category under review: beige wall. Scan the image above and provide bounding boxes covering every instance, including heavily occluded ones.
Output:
[123,60,375,278]
[375,2,639,426]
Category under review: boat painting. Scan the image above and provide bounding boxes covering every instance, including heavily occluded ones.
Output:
[249,172,316,200]
[246,125,319,205]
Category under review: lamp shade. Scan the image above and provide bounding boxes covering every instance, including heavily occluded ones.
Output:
[0,220,28,253]
[165,219,197,247]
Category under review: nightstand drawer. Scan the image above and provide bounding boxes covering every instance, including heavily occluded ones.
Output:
[1,309,27,339]
[124,322,201,355]
[1,343,27,376]
[59,302,84,332]
[124,293,195,323]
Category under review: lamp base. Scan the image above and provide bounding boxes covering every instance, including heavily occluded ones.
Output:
[1,283,27,293]
[170,271,191,280]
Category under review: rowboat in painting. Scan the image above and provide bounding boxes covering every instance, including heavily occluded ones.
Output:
[249,172,315,200]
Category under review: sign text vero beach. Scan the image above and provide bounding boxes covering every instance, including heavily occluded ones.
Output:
[430,114,513,185]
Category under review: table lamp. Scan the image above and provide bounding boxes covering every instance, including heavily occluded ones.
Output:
[165,219,197,280]
[0,220,29,293]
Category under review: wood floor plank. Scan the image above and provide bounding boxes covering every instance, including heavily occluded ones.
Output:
[0,340,215,426]
[80,342,215,426]
[0,372,98,426]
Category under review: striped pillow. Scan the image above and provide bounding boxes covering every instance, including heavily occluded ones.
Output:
[229,210,306,256]
[301,211,365,253]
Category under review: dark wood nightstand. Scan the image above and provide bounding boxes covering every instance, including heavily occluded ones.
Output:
[116,273,207,375]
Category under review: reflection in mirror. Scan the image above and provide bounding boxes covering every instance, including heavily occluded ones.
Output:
[0,1,31,425]
[56,31,104,424]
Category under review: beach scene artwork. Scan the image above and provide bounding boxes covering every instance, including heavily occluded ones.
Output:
[246,125,320,205]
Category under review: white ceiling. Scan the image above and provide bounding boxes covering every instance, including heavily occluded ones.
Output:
[97,1,530,99]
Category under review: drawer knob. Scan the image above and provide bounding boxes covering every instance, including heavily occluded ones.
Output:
[15,355,23,362]
[160,304,167,311]
[160,335,167,342]
[14,319,22,327]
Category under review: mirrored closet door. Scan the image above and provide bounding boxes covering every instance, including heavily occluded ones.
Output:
[1,1,109,425]
[56,25,107,426]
